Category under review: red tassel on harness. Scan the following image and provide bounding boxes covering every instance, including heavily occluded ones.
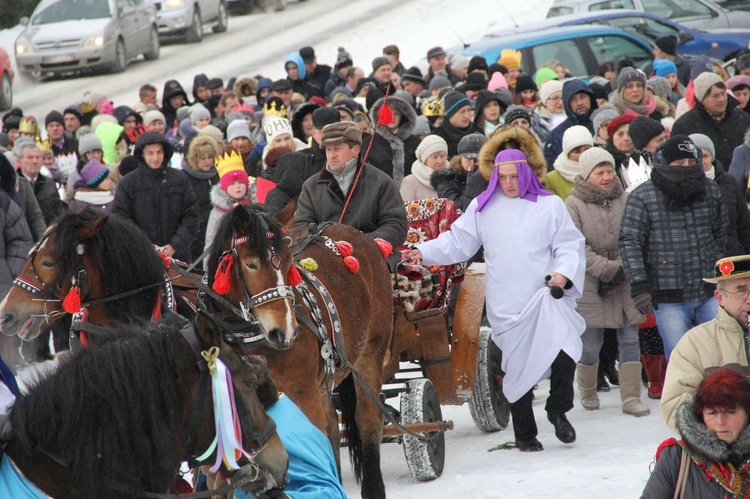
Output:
[286,265,302,286]
[62,285,82,313]
[335,240,353,258]
[159,252,172,268]
[373,238,393,258]
[212,253,235,295]
[378,100,394,126]
[343,255,359,273]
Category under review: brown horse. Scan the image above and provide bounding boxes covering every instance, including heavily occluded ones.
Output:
[2,312,289,498]
[0,208,197,357]
[204,203,393,499]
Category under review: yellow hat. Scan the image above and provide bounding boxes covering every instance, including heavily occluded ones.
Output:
[704,255,750,283]
[498,49,522,70]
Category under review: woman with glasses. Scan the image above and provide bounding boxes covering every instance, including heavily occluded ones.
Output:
[530,80,566,146]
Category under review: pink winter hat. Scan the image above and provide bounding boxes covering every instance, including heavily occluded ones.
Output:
[99,100,115,115]
[487,72,508,92]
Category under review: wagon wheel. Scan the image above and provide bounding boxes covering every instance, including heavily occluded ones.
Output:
[400,378,445,481]
[469,326,510,432]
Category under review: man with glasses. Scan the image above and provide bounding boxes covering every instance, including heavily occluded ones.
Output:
[619,135,728,362]
[660,255,750,431]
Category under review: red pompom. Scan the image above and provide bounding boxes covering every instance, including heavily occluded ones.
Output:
[286,265,302,286]
[159,252,172,268]
[212,253,235,295]
[62,286,82,313]
[335,240,353,258]
[373,238,393,259]
[378,101,394,126]
[343,255,359,273]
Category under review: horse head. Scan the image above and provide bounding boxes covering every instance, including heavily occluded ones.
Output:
[208,205,299,350]
[192,311,289,493]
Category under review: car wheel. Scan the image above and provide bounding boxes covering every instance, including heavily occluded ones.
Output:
[144,27,160,60]
[185,9,203,43]
[0,73,12,111]
[230,0,254,15]
[110,39,128,73]
[212,1,228,33]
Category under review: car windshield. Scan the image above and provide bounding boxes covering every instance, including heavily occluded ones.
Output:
[32,0,111,25]
[605,17,679,44]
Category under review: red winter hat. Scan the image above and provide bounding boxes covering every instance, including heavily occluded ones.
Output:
[606,113,635,139]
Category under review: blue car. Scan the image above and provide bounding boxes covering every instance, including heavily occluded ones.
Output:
[483,10,750,62]
[458,25,653,81]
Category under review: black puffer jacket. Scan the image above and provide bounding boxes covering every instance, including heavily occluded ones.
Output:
[0,188,33,298]
[181,163,219,262]
[112,132,199,263]
[161,80,190,130]
[369,96,420,184]
[431,120,483,158]
[264,141,325,214]
[713,160,750,256]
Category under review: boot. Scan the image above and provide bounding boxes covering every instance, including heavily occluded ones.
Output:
[600,331,620,385]
[576,362,599,410]
[597,368,610,392]
[547,412,576,444]
[641,354,666,399]
[619,362,650,417]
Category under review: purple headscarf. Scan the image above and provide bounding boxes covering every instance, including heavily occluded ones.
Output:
[476,149,551,211]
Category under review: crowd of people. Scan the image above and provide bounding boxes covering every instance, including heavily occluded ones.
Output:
[3,31,750,495]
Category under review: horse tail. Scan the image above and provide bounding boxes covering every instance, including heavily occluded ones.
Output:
[339,372,363,482]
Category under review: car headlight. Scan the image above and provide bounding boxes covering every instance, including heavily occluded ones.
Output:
[164,0,185,7]
[15,39,31,55]
[85,35,105,47]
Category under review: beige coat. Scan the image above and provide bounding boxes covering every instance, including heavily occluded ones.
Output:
[565,177,644,329]
[400,173,438,201]
[660,305,749,432]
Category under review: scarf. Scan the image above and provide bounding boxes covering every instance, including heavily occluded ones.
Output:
[484,120,502,136]
[410,159,436,189]
[570,175,624,204]
[650,164,706,207]
[705,165,716,180]
[610,91,657,117]
[552,155,580,183]
[327,157,358,194]
[378,127,407,185]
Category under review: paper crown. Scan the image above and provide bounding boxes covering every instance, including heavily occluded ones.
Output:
[263,100,286,119]
[18,117,38,135]
[215,150,245,178]
[422,98,444,117]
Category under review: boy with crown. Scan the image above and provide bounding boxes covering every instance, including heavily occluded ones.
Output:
[112,131,199,262]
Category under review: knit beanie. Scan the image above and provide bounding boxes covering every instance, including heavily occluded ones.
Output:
[503,105,531,125]
[660,135,700,164]
[606,113,635,140]
[457,133,485,159]
[578,147,615,181]
[514,74,537,94]
[628,116,664,151]
[647,76,671,99]
[534,67,558,87]
[143,110,167,127]
[736,54,750,73]
[690,56,715,82]
[227,120,251,142]
[416,135,448,163]
[689,133,715,161]
[591,107,620,133]
[693,72,725,102]
[726,75,750,91]
[451,54,470,71]
[539,80,564,104]
[78,133,103,156]
[655,35,677,56]
[372,56,390,73]
[443,92,471,119]
[264,117,293,143]
[588,83,609,102]
[429,76,452,92]
[562,125,594,157]
[336,46,353,66]
[2,114,20,133]
[77,159,110,189]
[413,115,431,137]
[45,111,64,128]
[313,107,340,130]
[617,67,647,92]
[487,72,509,92]
[468,56,488,74]
[189,105,210,125]
[653,58,678,77]
[217,152,250,191]
[198,124,225,144]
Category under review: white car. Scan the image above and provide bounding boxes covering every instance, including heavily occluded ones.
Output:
[153,0,228,43]
[15,0,160,79]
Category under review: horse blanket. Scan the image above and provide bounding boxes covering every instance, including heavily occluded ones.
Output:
[0,454,50,498]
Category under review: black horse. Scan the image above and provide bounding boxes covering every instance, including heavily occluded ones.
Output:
[1,313,289,498]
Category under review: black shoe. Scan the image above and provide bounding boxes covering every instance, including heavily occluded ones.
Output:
[547,412,576,444]
[603,363,619,386]
[516,438,544,452]
[596,370,610,392]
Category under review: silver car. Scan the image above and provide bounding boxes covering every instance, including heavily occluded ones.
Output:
[15,0,160,79]
[153,0,228,43]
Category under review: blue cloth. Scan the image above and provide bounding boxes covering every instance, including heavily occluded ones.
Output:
[236,395,346,499]
[0,454,50,498]
[0,355,19,398]
[653,297,718,361]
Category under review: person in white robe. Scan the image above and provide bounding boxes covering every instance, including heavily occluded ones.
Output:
[409,148,586,452]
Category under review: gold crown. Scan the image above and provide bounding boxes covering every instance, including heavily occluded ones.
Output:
[215,150,245,178]
[264,100,286,119]
[422,98,444,117]
[498,49,522,68]
[80,99,96,115]
[18,117,38,135]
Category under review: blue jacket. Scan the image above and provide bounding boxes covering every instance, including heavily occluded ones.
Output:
[543,79,598,170]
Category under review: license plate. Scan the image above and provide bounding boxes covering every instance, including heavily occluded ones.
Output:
[42,54,74,64]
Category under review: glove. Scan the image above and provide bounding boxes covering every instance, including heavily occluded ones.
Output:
[597,268,626,297]
[609,268,626,286]
[631,281,654,315]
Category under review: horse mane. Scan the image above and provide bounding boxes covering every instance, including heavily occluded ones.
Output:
[52,208,165,322]
[206,204,285,285]
[9,316,187,498]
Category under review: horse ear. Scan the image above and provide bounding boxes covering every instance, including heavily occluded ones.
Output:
[194,310,222,346]
[231,205,251,233]
[273,199,297,227]
[78,216,108,241]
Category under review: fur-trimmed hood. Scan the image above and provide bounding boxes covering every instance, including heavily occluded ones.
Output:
[478,125,546,184]
[370,95,417,141]
[209,183,251,212]
[290,102,320,142]
[676,396,750,464]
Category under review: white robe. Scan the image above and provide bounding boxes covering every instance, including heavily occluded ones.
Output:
[418,192,587,403]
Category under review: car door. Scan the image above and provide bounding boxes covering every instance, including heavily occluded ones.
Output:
[640,0,729,29]
[582,33,653,73]
[114,0,136,56]
[129,0,151,52]
[527,38,590,79]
